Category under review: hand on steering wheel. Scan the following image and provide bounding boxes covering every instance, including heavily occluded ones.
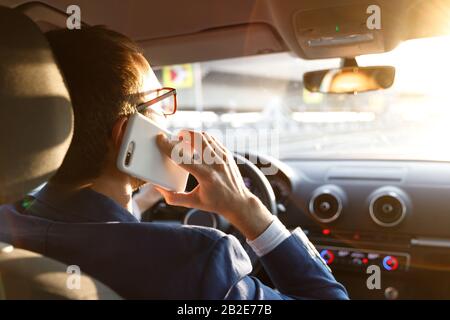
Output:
[156,130,274,240]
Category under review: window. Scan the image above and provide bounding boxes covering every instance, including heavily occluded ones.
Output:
[154,35,450,161]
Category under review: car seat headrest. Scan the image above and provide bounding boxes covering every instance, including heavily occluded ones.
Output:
[0,6,73,204]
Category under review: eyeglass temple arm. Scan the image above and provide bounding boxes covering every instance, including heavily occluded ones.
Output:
[137,89,176,113]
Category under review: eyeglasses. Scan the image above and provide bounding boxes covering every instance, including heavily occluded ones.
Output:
[136,87,177,116]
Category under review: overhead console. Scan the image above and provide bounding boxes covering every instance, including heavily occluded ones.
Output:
[267,0,410,59]
[293,3,389,59]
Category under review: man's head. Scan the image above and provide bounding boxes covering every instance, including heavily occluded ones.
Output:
[46,26,161,186]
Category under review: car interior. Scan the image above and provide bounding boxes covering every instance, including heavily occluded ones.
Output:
[1,0,450,300]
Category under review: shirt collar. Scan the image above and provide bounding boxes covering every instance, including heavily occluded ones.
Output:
[28,183,139,223]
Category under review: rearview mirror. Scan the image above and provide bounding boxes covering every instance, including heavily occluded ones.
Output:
[303,66,395,94]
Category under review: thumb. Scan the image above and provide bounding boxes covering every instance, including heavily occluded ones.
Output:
[156,133,175,158]
[155,186,198,208]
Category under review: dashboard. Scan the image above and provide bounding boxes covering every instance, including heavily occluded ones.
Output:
[263,158,450,299]
[142,156,450,299]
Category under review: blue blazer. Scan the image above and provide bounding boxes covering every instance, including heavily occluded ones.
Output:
[0,185,348,300]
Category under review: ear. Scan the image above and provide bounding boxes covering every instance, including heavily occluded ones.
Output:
[111,116,129,151]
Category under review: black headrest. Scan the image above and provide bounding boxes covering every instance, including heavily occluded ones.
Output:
[0,6,73,204]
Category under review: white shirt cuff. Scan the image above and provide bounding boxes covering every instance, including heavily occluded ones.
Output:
[246,216,291,257]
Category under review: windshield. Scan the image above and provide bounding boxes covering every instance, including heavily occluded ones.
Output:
[154,35,450,161]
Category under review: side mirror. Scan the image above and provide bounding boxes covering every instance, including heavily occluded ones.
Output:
[304,64,395,94]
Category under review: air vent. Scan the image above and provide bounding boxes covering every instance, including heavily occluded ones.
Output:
[309,185,345,223]
[369,189,408,227]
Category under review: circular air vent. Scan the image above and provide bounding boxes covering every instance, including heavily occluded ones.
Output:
[309,186,344,223]
[369,190,407,227]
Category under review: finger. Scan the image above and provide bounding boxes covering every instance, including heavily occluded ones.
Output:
[176,130,195,154]
[156,133,205,177]
[155,186,199,208]
[205,133,241,177]
[200,132,222,165]
[205,133,228,162]
[180,130,218,161]
[208,134,228,153]
[177,130,222,168]
[156,133,176,158]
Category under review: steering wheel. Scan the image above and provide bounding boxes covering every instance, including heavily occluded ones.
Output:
[141,154,277,270]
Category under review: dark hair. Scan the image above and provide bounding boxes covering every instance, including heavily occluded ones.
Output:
[46,26,147,183]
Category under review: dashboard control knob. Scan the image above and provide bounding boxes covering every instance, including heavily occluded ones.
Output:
[320,249,335,265]
[384,287,399,300]
[383,255,399,271]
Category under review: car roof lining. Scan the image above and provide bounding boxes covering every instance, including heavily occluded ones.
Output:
[7,0,450,64]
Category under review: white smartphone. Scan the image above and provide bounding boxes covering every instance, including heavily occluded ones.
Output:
[117,113,188,192]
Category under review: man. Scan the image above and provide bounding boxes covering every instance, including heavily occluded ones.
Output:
[0,26,348,299]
